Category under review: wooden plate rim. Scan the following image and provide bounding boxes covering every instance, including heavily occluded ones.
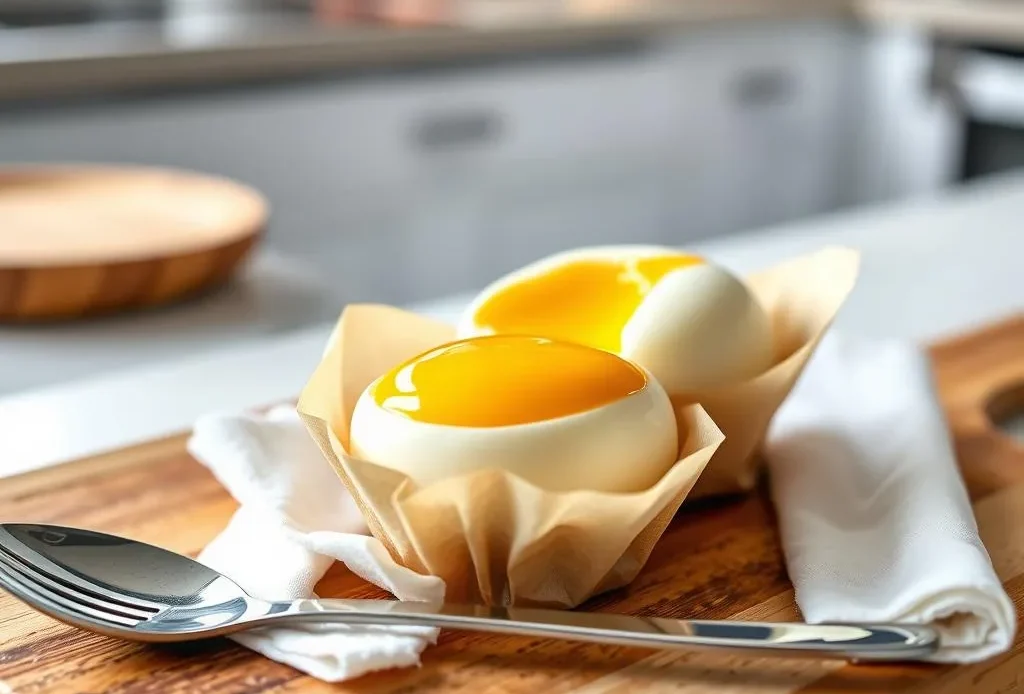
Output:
[0,163,269,267]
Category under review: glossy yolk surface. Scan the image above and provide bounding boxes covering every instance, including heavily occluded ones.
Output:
[371,335,647,427]
[471,254,703,352]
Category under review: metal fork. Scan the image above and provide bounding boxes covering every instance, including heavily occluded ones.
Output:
[0,523,940,660]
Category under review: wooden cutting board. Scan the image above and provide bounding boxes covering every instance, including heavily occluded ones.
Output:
[2,315,1023,693]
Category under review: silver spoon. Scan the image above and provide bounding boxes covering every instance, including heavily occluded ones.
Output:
[0,523,939,660]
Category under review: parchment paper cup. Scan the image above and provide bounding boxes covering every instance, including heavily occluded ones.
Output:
[678,246,860,498]
[298,304,724,607]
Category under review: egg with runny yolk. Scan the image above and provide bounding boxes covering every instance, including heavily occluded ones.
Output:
[349,335,678,492]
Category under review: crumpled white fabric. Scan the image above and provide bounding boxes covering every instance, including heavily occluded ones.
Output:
[188,405,445,682]
[765,332,1016,663]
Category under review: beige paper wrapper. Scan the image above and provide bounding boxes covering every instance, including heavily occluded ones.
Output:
[679,246,860,499]
[297,304,724,607]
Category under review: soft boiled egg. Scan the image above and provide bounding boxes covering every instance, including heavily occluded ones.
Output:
[457,246,774,393]
[349,335,678,493]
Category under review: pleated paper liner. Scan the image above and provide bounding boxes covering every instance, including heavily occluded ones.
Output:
[298,304,723,607]
[680,246,861,498]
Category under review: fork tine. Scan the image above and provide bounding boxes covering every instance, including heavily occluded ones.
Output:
[0,553,147,626]
[0,546,158,619]
[0,562,142,628]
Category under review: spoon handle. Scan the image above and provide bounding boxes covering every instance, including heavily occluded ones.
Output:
[259,599,938,661]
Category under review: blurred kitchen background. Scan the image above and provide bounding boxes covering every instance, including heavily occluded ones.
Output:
[1,0,1023,394]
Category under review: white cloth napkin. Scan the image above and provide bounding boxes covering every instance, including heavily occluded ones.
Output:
[188,406,445,682]
[765,332,1016,663]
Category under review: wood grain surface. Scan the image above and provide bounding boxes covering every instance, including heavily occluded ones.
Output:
[0,165,265,321]
[1,315,1023,693]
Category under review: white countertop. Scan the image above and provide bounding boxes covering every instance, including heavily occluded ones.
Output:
[861,0,1024,48]
[0,250,348,396]
[7,0,1024,104]
[0,0,850,102]
[1,172,1022,479]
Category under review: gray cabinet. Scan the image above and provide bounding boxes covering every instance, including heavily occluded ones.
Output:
[0,19,858,303]
[660,20,858,240]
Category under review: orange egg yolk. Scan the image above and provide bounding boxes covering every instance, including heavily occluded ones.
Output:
[470,254,703,352]
[370,335,647,427]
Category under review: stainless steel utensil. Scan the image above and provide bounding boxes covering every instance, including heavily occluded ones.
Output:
[0,523,939,660]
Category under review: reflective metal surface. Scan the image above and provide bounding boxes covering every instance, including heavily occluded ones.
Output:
[0,524,940,660]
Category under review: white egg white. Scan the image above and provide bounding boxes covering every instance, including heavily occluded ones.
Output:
[621,264,774,392]
[349,370,678,493]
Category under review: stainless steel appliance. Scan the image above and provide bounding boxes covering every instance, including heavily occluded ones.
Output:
[935,43,1024,181]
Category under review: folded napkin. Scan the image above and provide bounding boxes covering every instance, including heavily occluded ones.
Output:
[189,333,1015,681]
[188,406,445,682]
[765,332,1016,663]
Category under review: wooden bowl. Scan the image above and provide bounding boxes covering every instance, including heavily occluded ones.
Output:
[0,165,267,321]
